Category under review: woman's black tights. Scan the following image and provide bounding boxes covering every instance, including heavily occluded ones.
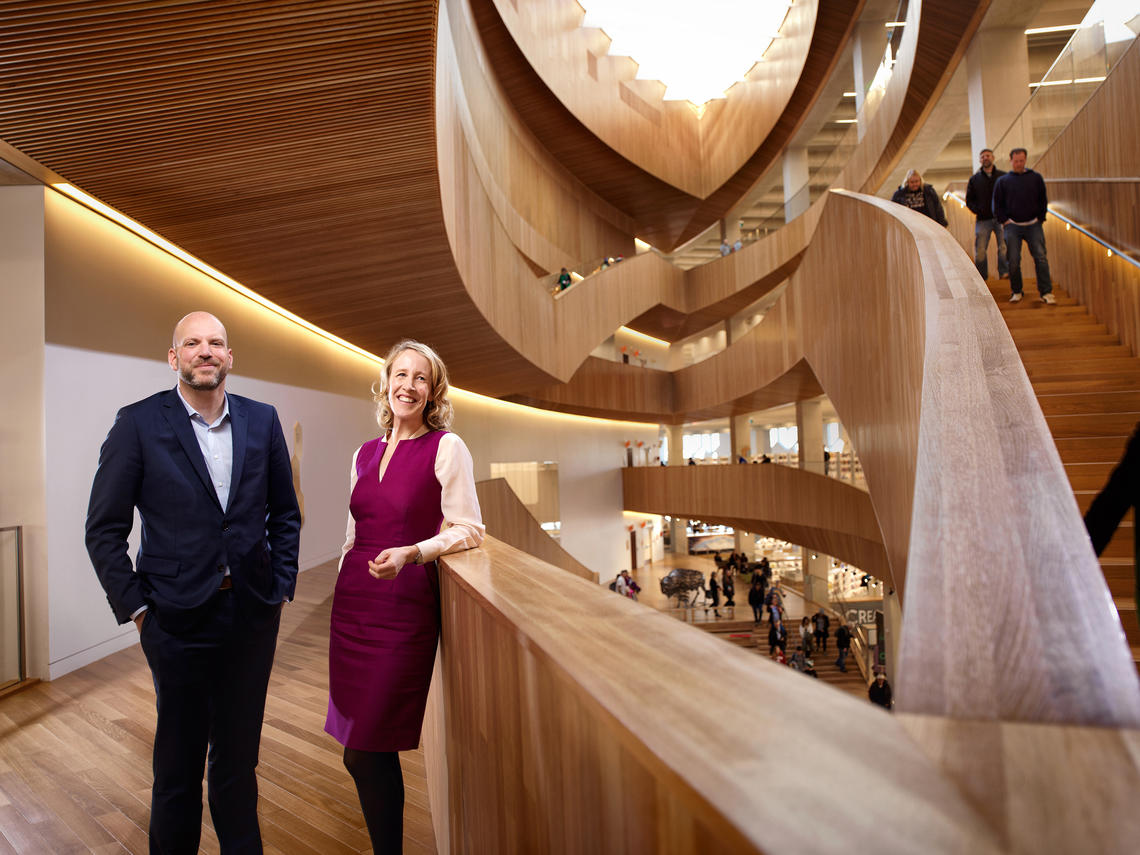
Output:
[343,748,404,853]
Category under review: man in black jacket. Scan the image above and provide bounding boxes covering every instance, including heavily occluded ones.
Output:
[993,148,1055,304]
[965,148,1008,281]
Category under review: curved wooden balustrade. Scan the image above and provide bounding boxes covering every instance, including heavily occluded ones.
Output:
[423,537,1005,854]
[621,464,889,580]
[476,478,596,582]
[436,0,994,397]
[528,188,1140,727]
[423,538,1140,853]
[484,0,821,201]
[0,0,991,402]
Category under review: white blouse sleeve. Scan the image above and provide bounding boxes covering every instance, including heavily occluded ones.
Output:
[415,432,485,562]
[337,446,362,572]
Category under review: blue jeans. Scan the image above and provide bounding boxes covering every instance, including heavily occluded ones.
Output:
[1004,221,1052,296]
[973,219,1007,279]
[836,647,849,671]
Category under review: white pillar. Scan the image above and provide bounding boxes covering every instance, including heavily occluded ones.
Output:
[729,413,751,463]
[853,21,888,140]
[883,587,902,689]
[967,28,1031,158]
[803,550,830,611]
[665,423,687,553]
[796,398,824,476]
[782,147,810,221]
[665,423,683,467]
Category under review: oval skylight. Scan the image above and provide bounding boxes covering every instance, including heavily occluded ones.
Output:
[580,0,793,106]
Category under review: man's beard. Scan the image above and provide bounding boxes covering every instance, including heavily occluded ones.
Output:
[179,359,228,390]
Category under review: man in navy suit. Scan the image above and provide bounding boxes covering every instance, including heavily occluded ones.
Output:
[86,311,301,854]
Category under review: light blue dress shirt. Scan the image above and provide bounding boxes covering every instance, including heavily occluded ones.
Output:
[176,385,233,512]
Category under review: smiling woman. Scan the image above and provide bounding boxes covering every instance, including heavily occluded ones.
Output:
[324,339,485,851]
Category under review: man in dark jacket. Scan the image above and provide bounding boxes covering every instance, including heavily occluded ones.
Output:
[890,169,947,226]
[992,147,1055,304]
[965,148,1008,280]
[869,672,893,710]
[835,621,853,672]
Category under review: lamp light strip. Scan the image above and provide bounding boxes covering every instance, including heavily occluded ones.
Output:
[50,182,660,429]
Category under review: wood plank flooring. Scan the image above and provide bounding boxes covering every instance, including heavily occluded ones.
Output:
[0,561,434,854]
[992,279,1140,670]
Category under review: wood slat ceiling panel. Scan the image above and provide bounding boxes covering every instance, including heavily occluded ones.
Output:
[0,0,564,395]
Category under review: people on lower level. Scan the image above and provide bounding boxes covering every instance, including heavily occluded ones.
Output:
[835,621,853,672]
[868,672,893,710]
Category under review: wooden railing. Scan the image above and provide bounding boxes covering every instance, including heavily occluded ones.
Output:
[424,538,1006,854]
[434,0,993,398]
[621,464,888,581]
[475,478,596,582]
[947,37,1140,358]
[482,0,820,201]
[424,187,1140,852]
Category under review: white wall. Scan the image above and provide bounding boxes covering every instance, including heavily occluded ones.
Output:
[42,346,379,677]
[34,188,657,678]
[0,186,48,679]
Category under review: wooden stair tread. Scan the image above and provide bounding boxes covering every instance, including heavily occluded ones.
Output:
[989,282,1139,669]
[1037,391,1140,416]
[1034,376,1140,394]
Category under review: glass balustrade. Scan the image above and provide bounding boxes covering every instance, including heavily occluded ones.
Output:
[994,5,1138,162]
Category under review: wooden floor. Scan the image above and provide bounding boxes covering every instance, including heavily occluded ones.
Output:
[990,277,1140,669]
[0,561,435,854]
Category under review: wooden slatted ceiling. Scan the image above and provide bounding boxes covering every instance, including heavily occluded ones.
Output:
[0,0,561,397]
[0,0,988,408]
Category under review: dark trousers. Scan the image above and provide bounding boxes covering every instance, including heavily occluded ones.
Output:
[1004,221,1052,296]
[973,218,1008,279]
[140,591,282,855]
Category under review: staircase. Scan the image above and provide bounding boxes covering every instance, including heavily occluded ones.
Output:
[992,278,1140,672]
[699,616,868,700]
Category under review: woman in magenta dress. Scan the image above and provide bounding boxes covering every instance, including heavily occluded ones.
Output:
[326,340,483,852]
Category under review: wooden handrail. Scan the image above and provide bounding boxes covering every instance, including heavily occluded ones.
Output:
[482,0,820,200]
[621,464,889,580]
[424,188,1140,849]
[424,537,1006,854]
[433,0,994,396]
[476,478,597,582]
[539,187,1140,726]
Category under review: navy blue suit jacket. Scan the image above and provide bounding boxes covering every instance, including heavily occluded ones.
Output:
[86,388,301,627]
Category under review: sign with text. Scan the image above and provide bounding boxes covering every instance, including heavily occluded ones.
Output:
[843,601,882,627]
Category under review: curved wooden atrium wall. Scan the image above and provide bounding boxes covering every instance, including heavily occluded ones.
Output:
[3,0,1139,851]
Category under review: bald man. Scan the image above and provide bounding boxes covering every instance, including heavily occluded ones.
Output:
[86,311,300,854]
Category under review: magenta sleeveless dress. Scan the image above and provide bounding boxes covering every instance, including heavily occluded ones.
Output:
[325,431,446,751]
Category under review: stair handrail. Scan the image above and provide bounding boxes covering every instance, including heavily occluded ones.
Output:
[947,188,1140,271]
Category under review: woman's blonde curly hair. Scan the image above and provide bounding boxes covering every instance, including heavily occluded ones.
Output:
[373,340,454,433]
